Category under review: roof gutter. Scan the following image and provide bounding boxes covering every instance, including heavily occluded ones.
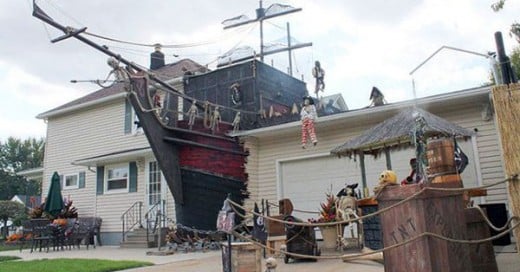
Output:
[231,86,491,137]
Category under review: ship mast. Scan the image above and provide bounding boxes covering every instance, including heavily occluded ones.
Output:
[222,0,312,75]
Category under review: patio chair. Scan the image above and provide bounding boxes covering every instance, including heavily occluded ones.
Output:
[19,220,34,252]
[29,219,53,253]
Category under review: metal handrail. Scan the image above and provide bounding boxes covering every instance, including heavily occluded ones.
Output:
[145,200,166,243]
[121,201,143,242]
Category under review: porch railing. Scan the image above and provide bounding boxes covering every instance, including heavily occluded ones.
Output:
[121,201,143,242]
[145,200,166,244]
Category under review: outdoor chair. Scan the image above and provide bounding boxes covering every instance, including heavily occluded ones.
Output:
[19,220,34,252]
[29,219,53,253]
[68,218,99,249]
[62,219,79,250]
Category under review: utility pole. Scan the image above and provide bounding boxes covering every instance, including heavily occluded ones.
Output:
[223,0,311,72]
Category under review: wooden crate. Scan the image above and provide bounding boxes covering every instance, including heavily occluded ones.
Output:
[221,242,261,272]
[266,235,286,257]
[266,215,286,236]
[377,183,471,272]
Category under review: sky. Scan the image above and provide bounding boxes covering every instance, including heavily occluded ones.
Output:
[1,0,519,142]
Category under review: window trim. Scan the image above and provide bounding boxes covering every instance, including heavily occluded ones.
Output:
[105,163,129,194]
[63,173,79,190]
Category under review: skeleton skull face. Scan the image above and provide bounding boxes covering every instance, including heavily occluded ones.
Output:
[379,170,397,184]
[265,257,277,268]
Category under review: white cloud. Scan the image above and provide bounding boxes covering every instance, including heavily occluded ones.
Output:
[0,60,85,141]
[2,0,520,138]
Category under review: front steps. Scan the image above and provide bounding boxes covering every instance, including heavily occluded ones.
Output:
[120,227,168,248]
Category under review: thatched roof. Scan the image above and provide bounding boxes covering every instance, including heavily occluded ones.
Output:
[330,107,474,157]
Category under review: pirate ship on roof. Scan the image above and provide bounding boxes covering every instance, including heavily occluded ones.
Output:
[32,1,314,230]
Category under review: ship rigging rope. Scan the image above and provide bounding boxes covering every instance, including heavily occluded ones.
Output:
[84,24,256,48]
[39,0,256,49]
[227,174,518,228]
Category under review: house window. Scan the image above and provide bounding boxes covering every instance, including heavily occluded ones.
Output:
[148,161,162,206]
[64,174,78,189]
[125,100,143,135]
[133,113,143,135]
[106,164,129,192]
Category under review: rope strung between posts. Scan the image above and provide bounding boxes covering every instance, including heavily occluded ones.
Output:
[473,205,515,232]
[268,202,319,215]
[228,217,520,261]
[227,174,518,228]
[342,218,520,261]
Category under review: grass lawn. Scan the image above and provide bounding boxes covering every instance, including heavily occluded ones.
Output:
[0,255,21,262]
[0,258,153,272]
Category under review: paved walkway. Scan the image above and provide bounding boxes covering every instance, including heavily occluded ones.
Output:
[0,244,517,271]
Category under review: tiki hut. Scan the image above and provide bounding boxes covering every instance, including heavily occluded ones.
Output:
[330,107,474,188]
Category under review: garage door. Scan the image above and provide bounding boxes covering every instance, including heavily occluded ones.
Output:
[279,155,361,221]
[279,142,479,221]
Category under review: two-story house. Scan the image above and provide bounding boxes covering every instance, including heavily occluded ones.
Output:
[35,58,206,245]
[34,56,509,246]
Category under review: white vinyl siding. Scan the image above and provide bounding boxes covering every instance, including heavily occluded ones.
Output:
[245,92,506,212]
[43,98,151,232]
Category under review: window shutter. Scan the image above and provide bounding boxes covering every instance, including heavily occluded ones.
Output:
[59,175,64,190]
[96,166,104,195]
[129,162,137,192]
[124,99,132,134]
[79,171,86,188]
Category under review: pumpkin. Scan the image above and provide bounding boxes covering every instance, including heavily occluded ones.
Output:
[53,218,68,226]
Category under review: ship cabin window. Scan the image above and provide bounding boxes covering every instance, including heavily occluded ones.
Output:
[105,164,129,192]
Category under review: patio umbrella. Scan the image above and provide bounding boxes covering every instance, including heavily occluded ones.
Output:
[44,172,64,217]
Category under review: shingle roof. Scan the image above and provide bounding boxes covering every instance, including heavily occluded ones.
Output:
[38,59,207,118]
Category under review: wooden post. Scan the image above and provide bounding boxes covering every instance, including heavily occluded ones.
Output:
[491,84,520,251]
[384,148,392,170]
[359,153,368,197]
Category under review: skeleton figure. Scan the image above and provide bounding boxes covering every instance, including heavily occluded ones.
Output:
[210,106,221,132]
[106,57,129,82]
[232,112,241,133]
[369,86,387,107]
[312,60,325,96]
[336,183,362,248]
[265,257,277,272]
[187,100,199,128]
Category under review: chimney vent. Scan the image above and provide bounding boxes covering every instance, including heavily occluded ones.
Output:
[150,43,165,70]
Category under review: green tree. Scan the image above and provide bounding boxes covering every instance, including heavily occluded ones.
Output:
[510,46,520,76]
[0,137,45,200]
[488,45,520,84]
[0,200,26,238]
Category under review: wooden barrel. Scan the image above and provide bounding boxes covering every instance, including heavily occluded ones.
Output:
[278,198,294,215]
[427,138,456,177]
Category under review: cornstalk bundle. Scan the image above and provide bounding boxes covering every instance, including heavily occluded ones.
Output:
[491,83,520,251]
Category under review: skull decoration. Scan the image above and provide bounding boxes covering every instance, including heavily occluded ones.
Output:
[378,170,397,185]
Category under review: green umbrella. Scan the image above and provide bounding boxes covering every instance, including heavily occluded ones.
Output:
[44,172,64,217]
